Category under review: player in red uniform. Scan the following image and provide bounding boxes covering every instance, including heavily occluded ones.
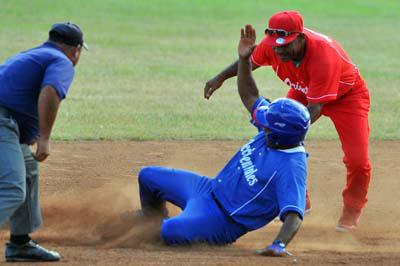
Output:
[204,11,371,232]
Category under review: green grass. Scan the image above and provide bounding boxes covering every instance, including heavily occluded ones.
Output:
[0,0,399,140]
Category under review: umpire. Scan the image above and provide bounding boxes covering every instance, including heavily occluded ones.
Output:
[0,22,87,262]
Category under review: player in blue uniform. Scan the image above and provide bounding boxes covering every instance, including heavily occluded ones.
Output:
[137,25,310,256]
[0,22,87,262]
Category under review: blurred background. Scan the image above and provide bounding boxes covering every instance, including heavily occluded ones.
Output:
[0,0,398,140]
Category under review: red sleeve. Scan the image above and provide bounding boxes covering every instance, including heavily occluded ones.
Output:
[250,37,273,66]
[306,44,341,103]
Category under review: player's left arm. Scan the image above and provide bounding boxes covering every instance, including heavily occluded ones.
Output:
[259,157,307,257]
[276,212,302,244]
[257,212,301,257]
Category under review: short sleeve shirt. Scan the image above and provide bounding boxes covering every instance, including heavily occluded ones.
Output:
[251,28,364,104]
[0,42,74,143]
[212,97,307,231]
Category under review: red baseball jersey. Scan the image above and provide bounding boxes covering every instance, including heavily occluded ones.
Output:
[251,28,366,104]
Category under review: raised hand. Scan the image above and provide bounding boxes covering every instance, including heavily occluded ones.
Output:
[238,24,257,59]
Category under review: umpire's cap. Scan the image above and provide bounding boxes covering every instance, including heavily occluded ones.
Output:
[49,22,88,50]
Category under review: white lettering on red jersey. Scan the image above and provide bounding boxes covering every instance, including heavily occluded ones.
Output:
[251,28,366,104]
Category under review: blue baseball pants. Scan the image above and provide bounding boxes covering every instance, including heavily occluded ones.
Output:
[138,166,247,245]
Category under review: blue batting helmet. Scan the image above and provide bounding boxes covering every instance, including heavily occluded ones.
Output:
[253,98,310,146]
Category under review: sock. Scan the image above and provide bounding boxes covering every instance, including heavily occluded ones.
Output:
[10,234,31,245]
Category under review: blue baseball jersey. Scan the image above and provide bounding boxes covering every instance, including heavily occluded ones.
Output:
[0,42,74,144]
[212,97,307,231]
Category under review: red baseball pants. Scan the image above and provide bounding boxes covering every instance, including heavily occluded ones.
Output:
[288,87,371,211]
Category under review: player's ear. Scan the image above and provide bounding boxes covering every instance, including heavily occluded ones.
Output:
[70,46,82,66]
[74,45,82,58]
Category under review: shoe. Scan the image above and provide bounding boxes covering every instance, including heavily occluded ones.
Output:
[336,223,355,233]
[336,207,362,233]
[5,240,61,262]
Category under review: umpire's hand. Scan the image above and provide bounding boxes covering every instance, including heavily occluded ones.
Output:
[33,137,50,162]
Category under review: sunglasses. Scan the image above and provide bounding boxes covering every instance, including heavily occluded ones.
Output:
[264,28,298,37]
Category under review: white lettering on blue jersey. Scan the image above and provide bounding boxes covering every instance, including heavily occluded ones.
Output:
[239,139,258,186]
[230,171,278,216]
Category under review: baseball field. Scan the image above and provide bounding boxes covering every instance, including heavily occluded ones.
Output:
[1,0,400,265]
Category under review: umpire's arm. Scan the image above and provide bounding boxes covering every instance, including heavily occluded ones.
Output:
[35,85,61,162]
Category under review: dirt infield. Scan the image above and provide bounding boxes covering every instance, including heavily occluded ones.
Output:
[1,140,399,265]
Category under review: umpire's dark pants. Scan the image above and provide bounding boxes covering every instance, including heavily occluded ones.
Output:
[0,106,42,235]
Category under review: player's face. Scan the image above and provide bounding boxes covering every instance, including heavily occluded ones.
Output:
[66,46,83,67]
[272,36,304,62]
[71,46,83,66]
[272,42,294,61]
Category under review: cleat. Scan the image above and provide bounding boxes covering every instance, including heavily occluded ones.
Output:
[5,240,61,262]
[335,223,355,233]
[336,207,361,233]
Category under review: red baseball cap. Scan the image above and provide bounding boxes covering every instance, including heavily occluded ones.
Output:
[264,10,303,47]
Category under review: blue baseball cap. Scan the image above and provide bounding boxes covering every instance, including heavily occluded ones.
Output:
[252,98,310,146]
[49,22,88,50]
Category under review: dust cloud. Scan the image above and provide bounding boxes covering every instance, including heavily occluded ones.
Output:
[31,182,164,248]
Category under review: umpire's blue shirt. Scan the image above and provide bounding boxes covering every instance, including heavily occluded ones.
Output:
[0,42,74,144]
[212,98,307,231]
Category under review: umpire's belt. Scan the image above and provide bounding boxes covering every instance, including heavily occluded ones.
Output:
[211,192,235,223]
